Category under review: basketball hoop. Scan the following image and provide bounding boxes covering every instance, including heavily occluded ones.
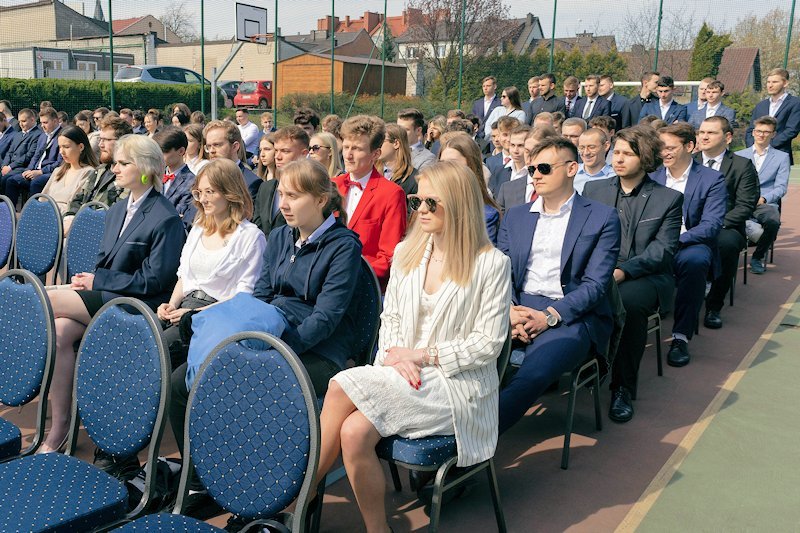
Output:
[236,3,268,44]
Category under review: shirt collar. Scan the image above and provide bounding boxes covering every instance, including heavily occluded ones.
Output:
[127,187,153,211]
[771,92,788,105]
[354,169,373,186]
[660,99,674,108]
[702,150,726,167]
[706,102,720,112]
[530,192,576,216]
[665,163,691,182]
[616,177,645,197]
[167,163,186,175]
[578,163,613,178]
[295,214,336,248]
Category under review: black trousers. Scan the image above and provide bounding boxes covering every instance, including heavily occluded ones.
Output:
[752,204,781,260]
[610,278,659,392]
[706,228,746,313]
[160,295,216,370]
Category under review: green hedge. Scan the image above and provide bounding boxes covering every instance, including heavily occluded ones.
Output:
[275,92,446,122]
[0,78,224,117]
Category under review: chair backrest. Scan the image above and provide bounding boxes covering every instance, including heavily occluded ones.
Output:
[0,195,15,269]
[180,332,320,526]
[65,201,108,279]
[496,330,513,382]
[353,257,382,366]
[73,298,169,462]
[0,270,57,455]
[15,194,63,278]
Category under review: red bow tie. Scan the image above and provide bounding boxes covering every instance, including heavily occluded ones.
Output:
[345,178,363,190]
[163,173,175,184]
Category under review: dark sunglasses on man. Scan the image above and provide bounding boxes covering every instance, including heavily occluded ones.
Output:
[527,160,575,177]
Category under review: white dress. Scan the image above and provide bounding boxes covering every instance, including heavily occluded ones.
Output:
[332,287,455,439]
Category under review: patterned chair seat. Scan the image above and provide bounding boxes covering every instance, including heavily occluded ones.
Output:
[0,417,21,460]
[115,512,221,532]
[0,452,128,532]
[376,434,457,467]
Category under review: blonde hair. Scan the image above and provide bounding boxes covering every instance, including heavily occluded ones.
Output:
[396,161,491,286]
[114,134,165,192]
[280,159,348,226]
[383,123,414,183]
[191,158,253,236]
[438,132,499,212]
[310,131,342,177]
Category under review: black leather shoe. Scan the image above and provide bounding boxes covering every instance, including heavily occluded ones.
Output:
[667,338,691,367]
[704,310,723,329]
[608,387,634,423]
[93,448,140,481]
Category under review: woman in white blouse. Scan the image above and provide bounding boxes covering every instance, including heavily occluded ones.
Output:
[483,85,527,138]
[157,158,266,368]
[42,125,98,214]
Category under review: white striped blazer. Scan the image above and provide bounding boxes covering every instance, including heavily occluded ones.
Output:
[375,239,511,466]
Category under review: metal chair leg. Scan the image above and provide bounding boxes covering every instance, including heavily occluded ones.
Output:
[655,316,663,377]
[561,371,578,470]
[743,247,748,285]
[486,459,507,533]
[389,462,402,492]
[592,369,602,432]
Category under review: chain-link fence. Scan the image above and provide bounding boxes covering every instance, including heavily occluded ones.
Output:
[0,0,798,131]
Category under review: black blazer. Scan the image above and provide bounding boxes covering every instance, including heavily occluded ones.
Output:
[93,190,185,309]
[251,179,286,237]
[695,151,760,236]
[583,176,683,313]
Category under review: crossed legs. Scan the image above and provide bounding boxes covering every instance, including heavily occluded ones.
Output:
[319,380,391,533]
[42,289,91,451]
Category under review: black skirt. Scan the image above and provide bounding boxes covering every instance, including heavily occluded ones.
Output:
[76,290,105,318]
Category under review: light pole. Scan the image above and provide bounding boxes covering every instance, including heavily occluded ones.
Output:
[654,0,664,70]
[549,0,557,72]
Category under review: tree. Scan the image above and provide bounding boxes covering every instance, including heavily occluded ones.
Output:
[378,26,397,63]
[404,0,517,102]
[159,1,198,42]
[732,7,800,92]
[688,23,732,80]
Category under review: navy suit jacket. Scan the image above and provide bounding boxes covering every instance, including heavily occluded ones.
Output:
[0,130,18,162]
[497,194,621,353]
[488,165,513,198]
[571,97,612,121]
[745,94,800,164]
[164,164,196,228]
[649,161,726,249]
[472,95,502,136]
[93,190,186,309]
[689,104,737,129]
[639,100,688,124]
[25,126,62,174]
[2,125,42,170]
[564,96,584,118]
[239,161,262,199]
[606,93,629,131]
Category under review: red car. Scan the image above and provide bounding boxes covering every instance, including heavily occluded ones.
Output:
[233,80,272,109]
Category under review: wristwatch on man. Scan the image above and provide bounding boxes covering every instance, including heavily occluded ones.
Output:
[543,309,560,328]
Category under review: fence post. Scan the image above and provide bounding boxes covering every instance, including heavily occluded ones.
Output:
[654,0,664,70]
[274,0,279,127]
[108,0,115,109]
[381,0,387,118]
[331,0,336,115]
[457,0,466,109]
[785,0,797,69]
[211,67,218,120]
[549,0,557,72]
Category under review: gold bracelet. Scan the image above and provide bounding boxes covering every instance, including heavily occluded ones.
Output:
[422,349,430,367]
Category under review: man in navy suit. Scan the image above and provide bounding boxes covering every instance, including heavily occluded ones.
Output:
[584,126,682,423]
[522,76,540,125]
[697,117,759,329]
[203,120,261,200]
[0,108,42,200]
[563,76,583,118]
[624,71,659,128]
[497,136,621,434]
[689,80,737,128]
[686,77,713,119]
[527,73,567,124]
[3,107,62,206]
[652,123,726,367]
[497,130,541,213]
[639,76,688,124]
[154,126,196,230]
[745,67,800,164]
[488,125,529,197]
[0,101,18,132]
[599,75,630,132]
[471,75,502,139]
[572,75,612,123]
[0,112,18,163]
[736,116,789,274]
[485,115,523,191]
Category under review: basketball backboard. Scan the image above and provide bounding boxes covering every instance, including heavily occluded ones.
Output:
[236,3,268,44]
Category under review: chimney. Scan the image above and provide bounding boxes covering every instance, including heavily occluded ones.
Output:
[345,16,350,27]
[317,17,326,31]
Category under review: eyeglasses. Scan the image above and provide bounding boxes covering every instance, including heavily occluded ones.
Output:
[527,160,575,176]
[203,142,229,153]
[753,129,775,136]
[408,195,441,213]
[309,144,329,153]
[191,189,218,201]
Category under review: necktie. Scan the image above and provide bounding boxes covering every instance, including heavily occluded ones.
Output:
[583,100,594,119]
[706,159,715,169]
[529,189,538,203]
[163,173,176,184]
[503,157,511,165]
[345,178,363,190]
[565,99,572,115]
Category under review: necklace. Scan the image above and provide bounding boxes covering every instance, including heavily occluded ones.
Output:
[430,255,444,263]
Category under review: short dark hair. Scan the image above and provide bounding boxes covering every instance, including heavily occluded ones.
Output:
[100,115,133,138]
[615,126,664,173]
[510,125,532,138]
[444,119,474,134]
[588,115,616,133]
[754,116,778,129]
[272,125,310,149]
[18,108,35,120]
[641,71,660,83]
[293,107,320,129]
[702,115,733,135]
[600,74,614,83]
[94,106,110,116]
[482,75,497,84]
[132,109,145,121]
[706,80,725,92]
[172,112,190,126]
[657,76,675,88]
[153,126,189,152]
[658,122,696,147]
[446,109,466,119]
[584,74,601,84]
[541,73,556,85]
[39,107,58,120]
[529,136,579,163]
[397,108,425,129]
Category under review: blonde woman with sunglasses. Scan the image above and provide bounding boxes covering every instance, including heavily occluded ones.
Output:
[308,131,342,178]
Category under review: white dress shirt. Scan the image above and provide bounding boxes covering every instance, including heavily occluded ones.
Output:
[702,152,725,172]
[523,194,575,299]
[344,171,372,220]
[752,145,769,173]
[483,96,495,117]
[660,99,674,120]
[705,103,720,118]
[769,92,788,117]
[119,187,153,237]
[237,120,260,155]
[505,158,528,182]
[582,98,597,119]
[665,164,691,234]
[524,179,536,203]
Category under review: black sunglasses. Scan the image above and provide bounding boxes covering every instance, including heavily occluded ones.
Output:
[309,144,328,152]
[527,160,575,176]
[408,195,440,213]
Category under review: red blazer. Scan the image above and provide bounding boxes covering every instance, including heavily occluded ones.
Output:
[333,167,407,289]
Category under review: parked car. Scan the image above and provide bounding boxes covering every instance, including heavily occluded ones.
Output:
[219,80,241,100]
[234,80,272,109]
[115,65,232,107]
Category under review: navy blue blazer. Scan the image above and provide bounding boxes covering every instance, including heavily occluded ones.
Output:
[497,194,621,353]
[484,152,504,175]
[24,126,62,174]
[571,97,612,121]
[649,161,726,249]
[606,93,629,130]
[0,130,18,162]
[564,96,584,118]
[639,100,688,124]
[472,95,502,136]
[488,165,512,198]
[2,125,41,171]
[239,161,262,199]
[745,94,800,163]
[164,164,196,228]
[688,104,737,129]
[93,190,186,310]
